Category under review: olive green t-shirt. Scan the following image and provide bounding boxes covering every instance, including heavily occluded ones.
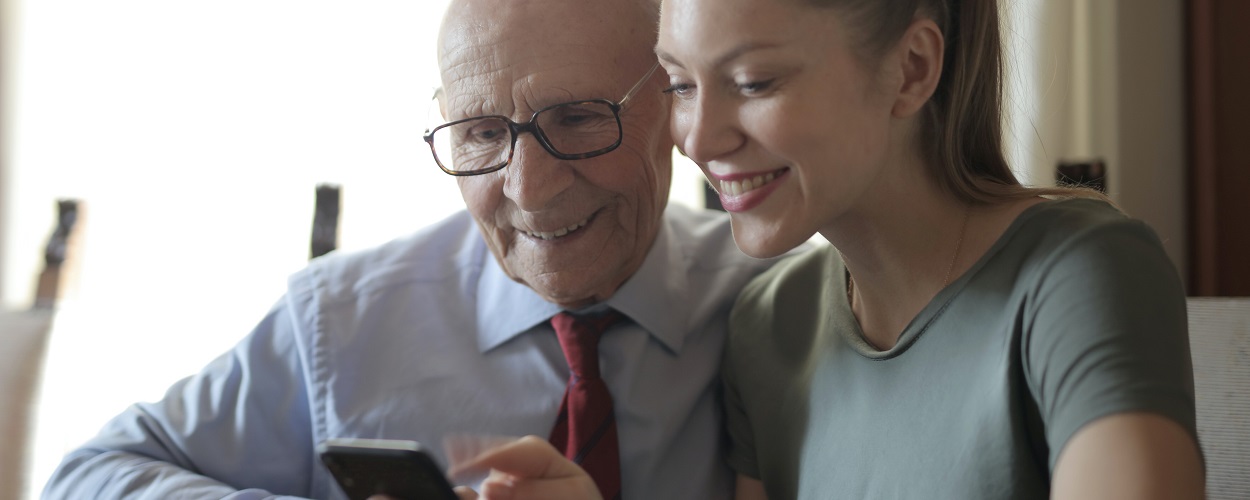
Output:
[723,199,1198,499]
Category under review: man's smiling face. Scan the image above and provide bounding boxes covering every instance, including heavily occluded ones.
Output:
[437,0,673,308]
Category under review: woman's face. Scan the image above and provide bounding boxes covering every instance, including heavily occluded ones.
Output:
[656,0,903,258]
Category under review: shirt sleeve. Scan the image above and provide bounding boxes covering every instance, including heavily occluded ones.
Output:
[1022,217,1198,471]
[41,299,317,499]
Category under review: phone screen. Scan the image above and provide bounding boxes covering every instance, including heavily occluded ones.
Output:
[318,438,459,500]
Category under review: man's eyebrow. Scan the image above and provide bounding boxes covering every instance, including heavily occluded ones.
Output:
[656,41,783,70]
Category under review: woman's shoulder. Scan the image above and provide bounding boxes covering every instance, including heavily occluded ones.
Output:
[989,197,1181,303]
[730,244,840,336]
[1013,197,1148,241]
[738,244,839,304]
[1008,197,1164,260]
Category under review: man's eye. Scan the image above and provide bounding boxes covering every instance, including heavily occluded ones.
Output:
[558,111,609,126]
[469,126,506,142]
[544,105,614,130]
[561,113,591,125]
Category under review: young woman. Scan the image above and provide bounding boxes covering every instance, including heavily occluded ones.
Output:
[454,0,1204,498]
[652,0,1204,498]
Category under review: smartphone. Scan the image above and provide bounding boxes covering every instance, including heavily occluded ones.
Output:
[317,438,459,500]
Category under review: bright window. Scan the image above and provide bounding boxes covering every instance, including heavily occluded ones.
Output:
[4,1,704,496]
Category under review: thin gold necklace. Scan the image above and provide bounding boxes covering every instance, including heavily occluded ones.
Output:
[846,204,971,305]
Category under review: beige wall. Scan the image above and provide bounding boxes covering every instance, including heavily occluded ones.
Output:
[1111,0,1187,286]
[1012,0,1187,285]
[1,0,11,307]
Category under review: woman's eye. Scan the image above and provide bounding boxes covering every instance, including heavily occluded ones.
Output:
[737,79,774,95]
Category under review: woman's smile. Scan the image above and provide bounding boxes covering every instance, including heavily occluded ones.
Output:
[705,167,790,212]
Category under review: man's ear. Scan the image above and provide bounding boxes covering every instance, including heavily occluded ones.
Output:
[892,18,944,118]
[435,87,448,120]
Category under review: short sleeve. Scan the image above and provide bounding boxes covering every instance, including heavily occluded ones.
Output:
[1022,217,1197,470]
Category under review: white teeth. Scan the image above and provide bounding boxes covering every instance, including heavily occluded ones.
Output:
[720,172,777,197]
[523,219,588,241]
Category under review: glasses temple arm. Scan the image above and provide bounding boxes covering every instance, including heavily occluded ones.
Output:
[616,61,661,110]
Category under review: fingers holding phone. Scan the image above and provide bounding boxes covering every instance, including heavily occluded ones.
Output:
[319,438,459,500]
[367,487,478,500]
[320,435,599,500]
[449,435,602,500]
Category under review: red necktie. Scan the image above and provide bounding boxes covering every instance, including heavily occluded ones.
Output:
[548,310,624,500]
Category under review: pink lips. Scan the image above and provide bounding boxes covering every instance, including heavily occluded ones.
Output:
[707,168,789,213]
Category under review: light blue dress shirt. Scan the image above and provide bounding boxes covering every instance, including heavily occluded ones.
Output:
[43,204,778,500]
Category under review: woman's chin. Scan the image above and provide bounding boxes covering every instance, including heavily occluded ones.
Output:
[729,221,810,260]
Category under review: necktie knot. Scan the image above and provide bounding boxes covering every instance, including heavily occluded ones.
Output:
[551,310,623,380]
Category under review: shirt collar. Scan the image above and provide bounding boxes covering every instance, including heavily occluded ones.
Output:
[474,218,689,354]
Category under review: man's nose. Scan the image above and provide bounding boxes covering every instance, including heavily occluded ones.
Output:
[677,95,743,165]
[502,134,575,212]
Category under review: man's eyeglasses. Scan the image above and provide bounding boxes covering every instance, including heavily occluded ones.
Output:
[424,62,660,176]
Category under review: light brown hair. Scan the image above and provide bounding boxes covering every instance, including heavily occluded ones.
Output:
[808,0,1106,204]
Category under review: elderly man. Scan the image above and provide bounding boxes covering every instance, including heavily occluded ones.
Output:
[43,0,777,499]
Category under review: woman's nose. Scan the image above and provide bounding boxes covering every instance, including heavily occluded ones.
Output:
[674,94,743,164]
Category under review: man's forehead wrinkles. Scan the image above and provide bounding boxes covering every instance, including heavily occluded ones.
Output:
[441,41,510,119]
[445,58,621,121]
[513,70,579,109]
[441,33,506,73]
[447,92,495,119]
[439,18,496,55]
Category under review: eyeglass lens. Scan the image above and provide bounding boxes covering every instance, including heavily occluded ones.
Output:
[430,100,620,174]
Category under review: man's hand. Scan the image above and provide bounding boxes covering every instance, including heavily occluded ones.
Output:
[449,435,602,500]
[367,487,478,500]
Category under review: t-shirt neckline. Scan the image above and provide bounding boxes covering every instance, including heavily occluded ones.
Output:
[833,198,1074,359]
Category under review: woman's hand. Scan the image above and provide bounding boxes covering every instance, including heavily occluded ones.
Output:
[449,435,602,500]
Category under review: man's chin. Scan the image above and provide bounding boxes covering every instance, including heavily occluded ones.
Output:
[530,282,612,310]
[514,270,626,310]
[495,231,641,308]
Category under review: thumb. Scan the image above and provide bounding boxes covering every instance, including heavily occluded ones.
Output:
[454,486,480,500]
